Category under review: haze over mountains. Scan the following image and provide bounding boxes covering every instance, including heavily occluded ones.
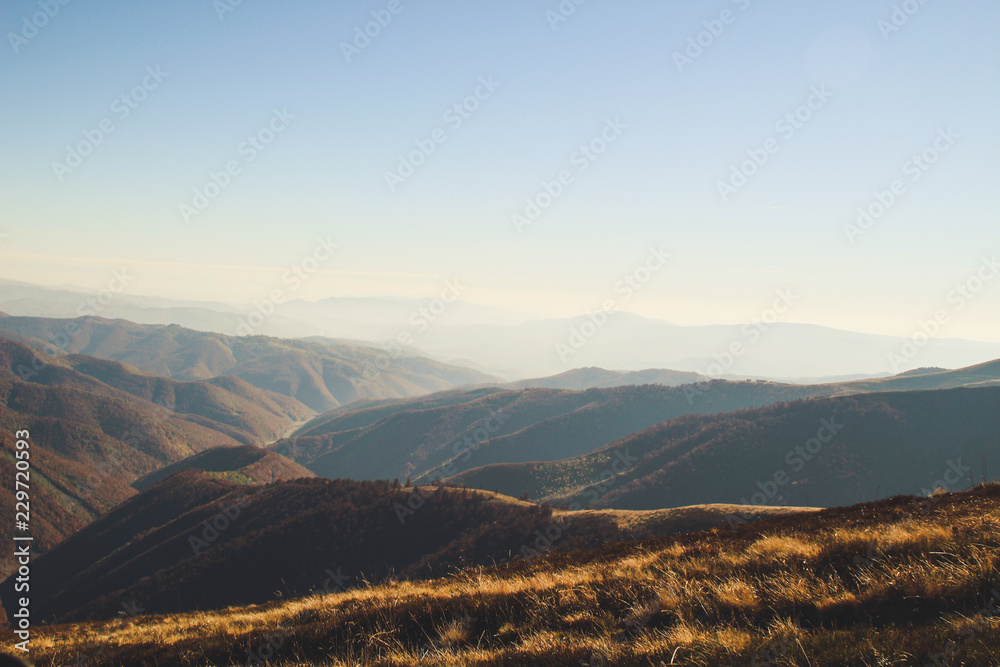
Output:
[0,313,500,412]
[0,315,497,574]
[0,310,997,639]
[4,278,1000,379]
[267,358,1000,486]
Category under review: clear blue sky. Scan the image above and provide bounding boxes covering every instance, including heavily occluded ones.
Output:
[1,0,998,341]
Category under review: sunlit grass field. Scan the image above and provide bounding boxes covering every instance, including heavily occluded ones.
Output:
[8,484,1000,666]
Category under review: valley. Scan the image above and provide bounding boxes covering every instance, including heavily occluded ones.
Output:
[0,316,996,666]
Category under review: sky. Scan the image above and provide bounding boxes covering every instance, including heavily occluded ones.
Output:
[1,0,998,342]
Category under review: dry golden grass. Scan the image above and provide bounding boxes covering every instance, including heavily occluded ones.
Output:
[556,503,820,535]
[5,484,1000,666]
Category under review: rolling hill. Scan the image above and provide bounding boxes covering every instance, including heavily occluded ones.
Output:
[448,386,1000,511]
[508,367,708,390]
[268,381,830,483]
[6,278,1000,379]
[13,483,1000,666]
[1,469,810,624]
[268,358,1000,485]
[131,445,315,490]
[0,315,502,412]
[0,337,308,574]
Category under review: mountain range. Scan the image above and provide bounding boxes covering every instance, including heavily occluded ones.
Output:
[0,313,500,412]
[267,358,1000,488]
[3,278,1000,379]
[0,309,997,649]
[0,336,315,572]
[451,384,1000,510]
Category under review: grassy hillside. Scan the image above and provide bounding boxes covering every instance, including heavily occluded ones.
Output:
[449,386,1000,511]
[11,483,1000,666]
[131,445,314,490]
[1,470,809,624]
[0,315,502,411]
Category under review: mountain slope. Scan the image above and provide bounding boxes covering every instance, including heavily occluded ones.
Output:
[131,445,315,490]
[509,367,708,390]
[2,470,811,623]
[269,382,828,483]
[15,483,1000,666]
[449,386,1000,510]
[4,280,1000,379]
[0,315,501,411]
[59,354,313,443]
[0,337,310,574]
[269,357,1000,484]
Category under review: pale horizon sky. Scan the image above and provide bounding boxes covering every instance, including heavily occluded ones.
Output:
[1,1,998,343]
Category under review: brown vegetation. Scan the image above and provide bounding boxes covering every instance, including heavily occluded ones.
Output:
[8,483,999,666]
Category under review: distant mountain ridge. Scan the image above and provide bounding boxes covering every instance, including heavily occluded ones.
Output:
[0,315,502,412]
[270,357,1000,485]
[268,382,828,484]
[4,279,1000,379]
[509,367,707,390]
[448,386,1000,511]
